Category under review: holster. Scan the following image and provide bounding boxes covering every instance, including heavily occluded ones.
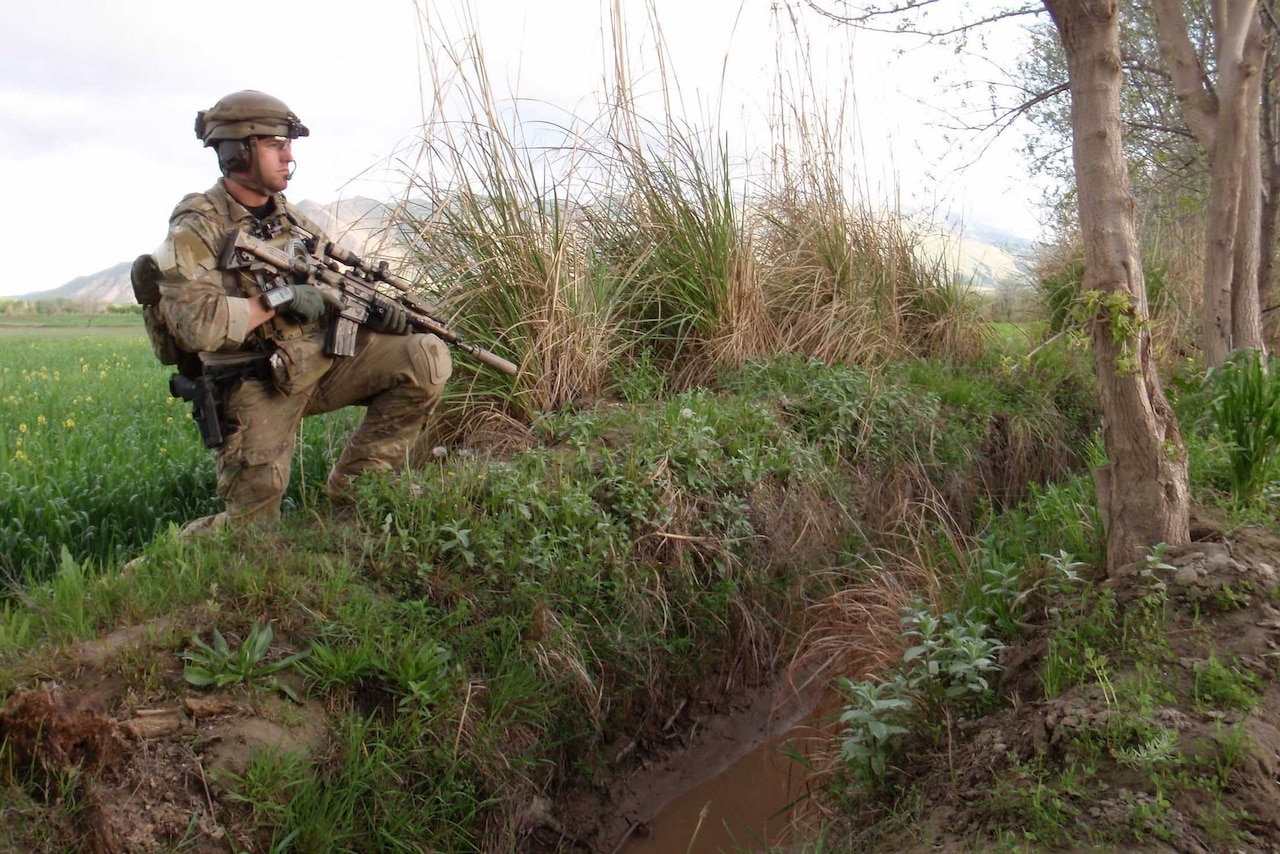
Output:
[170,355,273,448]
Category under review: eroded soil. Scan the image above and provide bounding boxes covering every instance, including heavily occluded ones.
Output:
[829,512,1280,854]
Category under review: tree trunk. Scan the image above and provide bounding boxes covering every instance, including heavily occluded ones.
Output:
[1203,7,1263,364]
[1154,0,1265,366]
[1261,49,1280,345]
[1233,63,1265,352]
[1044,0,1190,572]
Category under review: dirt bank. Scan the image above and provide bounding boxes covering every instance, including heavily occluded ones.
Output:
[9,509,1280,854]
[817,511,1280,854]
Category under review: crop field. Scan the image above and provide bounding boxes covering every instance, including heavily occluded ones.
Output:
[0,330,358,583]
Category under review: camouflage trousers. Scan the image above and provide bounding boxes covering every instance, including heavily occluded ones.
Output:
[182,328,450,535]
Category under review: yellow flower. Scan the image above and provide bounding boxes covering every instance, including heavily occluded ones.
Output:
[159,447,167,455]
[18,423,26,434]
[166,416,174,424]
[36,415,46,427]
[11,450,27,463]
[81,364,89,373]
[63,418,75,429]
[99,371,107,379]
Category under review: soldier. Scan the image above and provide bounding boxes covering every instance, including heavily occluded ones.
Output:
[146,90,451,535]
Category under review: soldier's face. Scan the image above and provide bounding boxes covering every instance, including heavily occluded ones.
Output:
[252,136,294,192]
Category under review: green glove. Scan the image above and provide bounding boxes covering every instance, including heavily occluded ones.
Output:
[270,285,343,324]
[367,297,410,335]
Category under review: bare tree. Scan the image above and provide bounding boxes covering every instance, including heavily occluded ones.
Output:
[1042,0,1190,569]
[803,0,1190,569]
[1153,0,1268,365]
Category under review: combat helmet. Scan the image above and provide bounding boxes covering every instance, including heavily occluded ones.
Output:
[195,90,309,146]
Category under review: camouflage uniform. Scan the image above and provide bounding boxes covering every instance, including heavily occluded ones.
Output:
[154,179,451,531]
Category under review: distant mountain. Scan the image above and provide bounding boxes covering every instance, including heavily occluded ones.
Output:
[915,230,1037,291]
[13,197,393,306]
[910,213,1039,291]
[938,210,1039,252]
[20,199,1038,304]
[17,261,136,305]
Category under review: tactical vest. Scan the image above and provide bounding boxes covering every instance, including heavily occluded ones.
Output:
[134,187,325,374]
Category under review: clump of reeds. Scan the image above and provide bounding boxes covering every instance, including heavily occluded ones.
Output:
[389,0,987,447]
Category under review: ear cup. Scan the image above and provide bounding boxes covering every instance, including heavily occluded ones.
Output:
[216,139,251,173]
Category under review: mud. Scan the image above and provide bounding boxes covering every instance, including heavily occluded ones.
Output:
[616,708,825,854]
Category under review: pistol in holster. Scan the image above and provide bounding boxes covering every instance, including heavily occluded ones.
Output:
[169,357,273,449]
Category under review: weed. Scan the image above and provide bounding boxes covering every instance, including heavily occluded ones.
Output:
[1110,727,1179,771]
[220,747,309,826]
[900,606,1004,716]
[182,621,308,702]
[834,676,912,788]
[1191,655,1261,712]
[298,639,377,693]
[1204,349,1280,503]
[979,759,1090,847]
[1209,580,1253,612]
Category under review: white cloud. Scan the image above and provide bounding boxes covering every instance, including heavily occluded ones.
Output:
[0,0,1047,297]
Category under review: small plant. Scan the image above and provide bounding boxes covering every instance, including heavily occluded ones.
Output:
[220,746,309,825]
[900,606,1005,714]
[183,620,308,701]
[1111,726,1179,771]
[298,639,376,691]
[835,676,912,788]
[1191,655,1261,712]
[1205,349,1280,503]
[1043,550,1086,592]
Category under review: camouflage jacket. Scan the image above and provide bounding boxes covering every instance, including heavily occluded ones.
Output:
[153,180,328,355]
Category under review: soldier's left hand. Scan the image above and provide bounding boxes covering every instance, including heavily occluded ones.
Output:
[368,298,410,335]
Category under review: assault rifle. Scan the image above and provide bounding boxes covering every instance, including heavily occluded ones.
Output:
[218,229,519,376]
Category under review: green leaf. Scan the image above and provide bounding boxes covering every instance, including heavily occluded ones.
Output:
[184,666,217,687]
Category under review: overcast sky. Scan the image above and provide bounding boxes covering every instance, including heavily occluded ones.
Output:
[0,0,1046,297]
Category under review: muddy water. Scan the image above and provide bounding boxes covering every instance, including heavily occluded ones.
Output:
[619,705,832,854]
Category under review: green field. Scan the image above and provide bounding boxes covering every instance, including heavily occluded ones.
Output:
[0,312,145,330]
[0,331,357,582]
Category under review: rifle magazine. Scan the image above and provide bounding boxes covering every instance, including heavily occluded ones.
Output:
[326,316,360,357]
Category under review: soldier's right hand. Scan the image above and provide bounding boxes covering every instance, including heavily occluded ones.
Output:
[275,284,343,324]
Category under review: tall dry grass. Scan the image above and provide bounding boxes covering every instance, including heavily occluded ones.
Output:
[391,0,986,436]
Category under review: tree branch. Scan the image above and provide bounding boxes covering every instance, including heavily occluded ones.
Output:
[800,1,1041,40]
[1152,0,1220,148]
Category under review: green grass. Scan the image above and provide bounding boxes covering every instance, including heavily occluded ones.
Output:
[0,315,142,329]
[0,330,1102,851]
[0,333,359,583]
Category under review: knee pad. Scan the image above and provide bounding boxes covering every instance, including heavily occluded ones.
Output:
[410,333,452,389]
